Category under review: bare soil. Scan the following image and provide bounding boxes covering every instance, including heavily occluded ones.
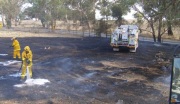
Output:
[0,33,176,104]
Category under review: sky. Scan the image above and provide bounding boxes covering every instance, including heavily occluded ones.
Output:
[22,2,136,20]
[95,9,137,20]
[122,9,137,20]
[21,3,32,12]
[0,2,138,21]
[95,2,142,21]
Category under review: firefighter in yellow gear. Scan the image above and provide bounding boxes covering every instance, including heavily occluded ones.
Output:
[21,46,33,79]
[11,37,21,59]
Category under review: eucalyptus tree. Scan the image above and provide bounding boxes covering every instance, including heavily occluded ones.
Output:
[65,0,96,34]
[133,0,180,42]
[0,0,25,28]
[111,0,137,25]
[164,0,180,36]
[27,0,65,29]
[96,0,111,20]
[47,0,66,30]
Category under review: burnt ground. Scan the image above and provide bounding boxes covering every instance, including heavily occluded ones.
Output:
[0,36,177,104]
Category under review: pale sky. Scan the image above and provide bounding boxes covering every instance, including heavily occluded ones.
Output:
[21,3,32,12]
[1,2,138,21]
[122,9,137,20]
[95,8,137,20]
[95,2,142,20]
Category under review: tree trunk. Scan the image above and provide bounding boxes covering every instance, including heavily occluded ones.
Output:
[118,17,122,27]
[65,14,69,23]
[6,16,12,29]
[2,14,5,27]
[82,26,85,37]
[157,16,162,43]
[40,19,45,28]
[82,11,91,37]
[87,20,91,37]
[152,32,156,42]
[150,21,156,42]
[106,15,108,38]
[18,19,21,25]
[51,19,56,32]
[157,35,161,43]
[15,19,17,26]
[167,21,173,35]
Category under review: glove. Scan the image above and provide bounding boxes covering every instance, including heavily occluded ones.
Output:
[9,45,13,48]
[26,59,30,65]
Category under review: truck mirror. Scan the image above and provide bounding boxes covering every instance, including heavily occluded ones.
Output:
[169,45,180,103]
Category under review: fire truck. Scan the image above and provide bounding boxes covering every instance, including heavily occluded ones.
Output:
[110,25,140,52]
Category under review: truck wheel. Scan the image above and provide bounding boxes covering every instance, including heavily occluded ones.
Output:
[113,48,119,51]
[136,41,138,48]
[129,48,136,52]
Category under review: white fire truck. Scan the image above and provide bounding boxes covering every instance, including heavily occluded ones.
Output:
[110,25,140,52]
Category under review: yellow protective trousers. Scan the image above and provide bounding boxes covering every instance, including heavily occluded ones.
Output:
[13,50,21,59]
[21,60,33,79]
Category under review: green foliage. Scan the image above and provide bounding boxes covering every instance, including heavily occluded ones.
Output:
[65,0,96,21]
[114,0,137,14]
[96,0,112,17]
[64,0,96,33]
[134,12,143,27]
[0,0,25,28]
[111,5,122,20]
[96,0,137,26]
[24,0,65,28]
[111,4,122,25]
[134,0,180,42]
[94,19,111,37]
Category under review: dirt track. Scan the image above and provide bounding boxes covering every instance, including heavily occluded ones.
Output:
[0,35,176,104]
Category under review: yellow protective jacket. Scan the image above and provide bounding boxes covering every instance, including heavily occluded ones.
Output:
[12,39,21,51]
[22,50,33,61]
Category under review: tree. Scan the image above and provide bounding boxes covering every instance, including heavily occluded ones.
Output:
[133,0,180,43]
[111,4,122,26]
[65,0,96,36]
[96,0,112,36]
[0,0,24,28]
[94,18,111,37]
[111,0,137,25]
[47,0,66,31]
[164,0,180,36]
[133,12,144,33]
[26,0,65,30]
[96,0,111,19]
[27,0,50,28]
[96,0,137,37]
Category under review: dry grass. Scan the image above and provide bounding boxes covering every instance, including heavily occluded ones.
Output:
[138,21,180,40]
[0,20,179,40]
[14,20,89,30]
[0,30,84,38]
[0,20,86,38]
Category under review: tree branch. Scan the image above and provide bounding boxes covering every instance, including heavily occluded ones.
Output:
[160,29,168,36]
[132,5,150,23]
